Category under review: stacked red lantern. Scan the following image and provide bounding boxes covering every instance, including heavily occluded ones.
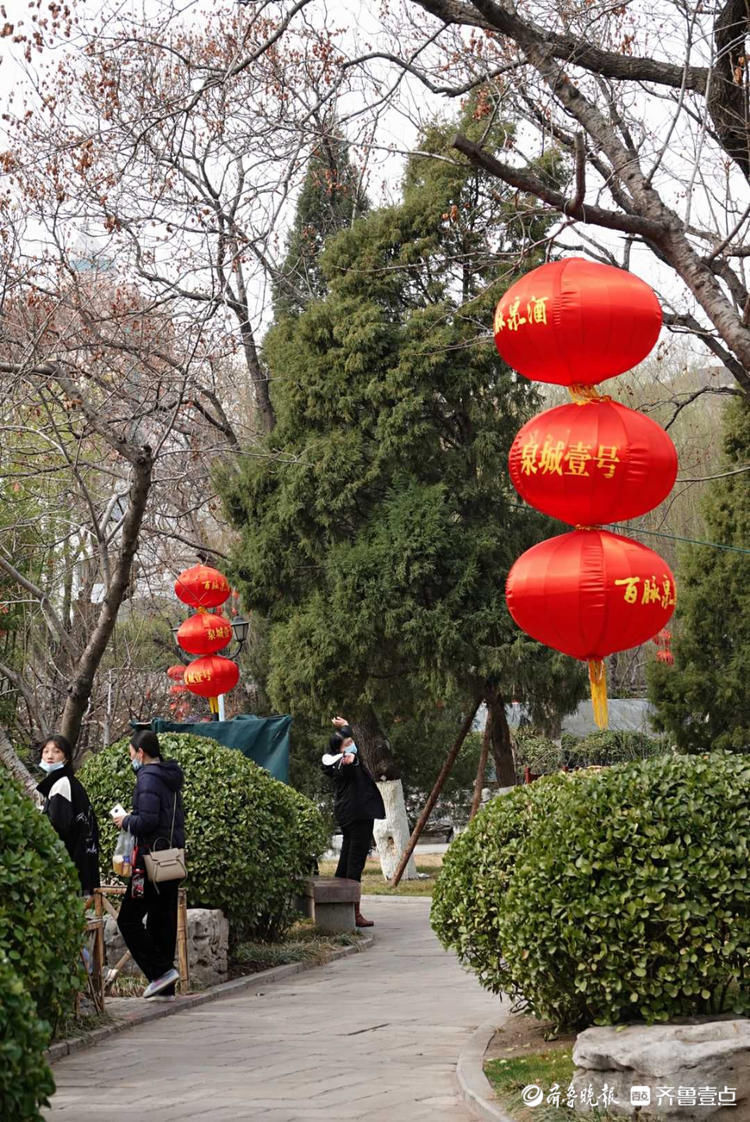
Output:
[498,259,677,726]
[170,564,239,714]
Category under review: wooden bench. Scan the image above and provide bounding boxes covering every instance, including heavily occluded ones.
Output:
[301,877,359,934]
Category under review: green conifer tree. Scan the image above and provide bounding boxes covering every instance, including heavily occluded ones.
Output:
[221,98,586,785]
[648,398,749,752]
[273,114,369,318]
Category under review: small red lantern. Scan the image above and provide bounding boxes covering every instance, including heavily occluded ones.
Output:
[166,664,185,681]
[494,258,662,385]
[169,683,187,695]
[509,400,677,525]
[183,655,239,698]
[176,612,233,656]
[175,564,231,609]
[506,529,676,725]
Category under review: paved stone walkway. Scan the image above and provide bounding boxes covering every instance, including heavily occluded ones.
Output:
[45,895,503,1122]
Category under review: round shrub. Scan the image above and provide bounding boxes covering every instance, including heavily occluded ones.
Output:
[431,774,575,994]
[512,727,563,777]
[0,951,55,1122]
[561,728,665,767]
[0,778,84,1032]
[80,733,328,941]
[432,753,749,1029]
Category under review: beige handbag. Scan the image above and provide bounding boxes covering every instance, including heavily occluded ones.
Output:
[143,796,186,884]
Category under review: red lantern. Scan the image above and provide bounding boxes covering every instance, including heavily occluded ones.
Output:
[166,664,185,681]
[169,683,187,695]
[494,258,662,385]
[176,612,233,656]
[174,564,231,609]
[509,400,677,525]
[506,529,676,660]
[183,655,239,698]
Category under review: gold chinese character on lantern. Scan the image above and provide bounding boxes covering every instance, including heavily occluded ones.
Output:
[614,576,641,604]
[565,441,593,476]
[539,438,565,475]
[494,305,506,333]
[506,298,527,332]
[520,439,539,474]
[596,445,621,479]
[526,295,549,325]
[661,578,676,609]
[641,577,663,605]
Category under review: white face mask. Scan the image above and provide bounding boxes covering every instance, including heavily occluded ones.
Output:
[39,760,65,774]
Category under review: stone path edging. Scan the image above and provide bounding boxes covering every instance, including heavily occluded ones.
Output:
[456,1021,516,1122]
[47,936,373,1065]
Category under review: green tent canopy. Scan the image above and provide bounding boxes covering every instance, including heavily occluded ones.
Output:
[146,714,291,782]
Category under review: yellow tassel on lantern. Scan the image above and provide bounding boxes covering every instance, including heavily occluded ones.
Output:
[209,696,219,714]
[567,384,611,405]
[587,659,609,728]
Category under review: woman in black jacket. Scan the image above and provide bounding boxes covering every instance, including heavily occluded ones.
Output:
[112,729,185,1000]
[322,716,385,928]
[36,733,100,896]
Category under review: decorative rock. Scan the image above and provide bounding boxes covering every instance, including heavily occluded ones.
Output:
[103,908,229,987]
[572,1019,750,1121]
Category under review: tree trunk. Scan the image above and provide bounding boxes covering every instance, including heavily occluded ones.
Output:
[469,716,492,820]
[351,705,418,881]
[0,726,43,805]
[373,780,418,881]
[484,688,517,787]
[59,446,153,758]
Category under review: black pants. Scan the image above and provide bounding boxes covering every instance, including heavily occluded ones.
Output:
[117,875,179,987]
[335,818,374,882]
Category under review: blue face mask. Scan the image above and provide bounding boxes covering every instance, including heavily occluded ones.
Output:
[39,760,65,774]
[131,759,143,773]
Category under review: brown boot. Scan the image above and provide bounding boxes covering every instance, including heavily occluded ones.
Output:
[355,886,374,928]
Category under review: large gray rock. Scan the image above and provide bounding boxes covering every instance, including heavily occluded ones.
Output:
[103,907,229,988]
[572,1020,750,1121]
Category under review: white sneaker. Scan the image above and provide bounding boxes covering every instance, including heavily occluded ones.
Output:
[143,968,180,999]
[146,994,176,1003]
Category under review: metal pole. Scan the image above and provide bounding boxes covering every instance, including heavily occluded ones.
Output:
[217,693,226,721]
[391,697,481,887]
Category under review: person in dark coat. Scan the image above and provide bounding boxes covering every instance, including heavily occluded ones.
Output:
[322,715,386,928]
[112,729,185,1000]
[36,733,100,896]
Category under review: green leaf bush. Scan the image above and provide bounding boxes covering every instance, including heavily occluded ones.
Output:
[80,733,328,941]
[0,779,84,1120]
[432,753,749,1029]
[0,951,56,1122]
[0,778,84,1030]
[561,728,665,767]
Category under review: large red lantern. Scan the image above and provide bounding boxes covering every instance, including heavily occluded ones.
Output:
[183,655,239,698]
[509,400,677,525]
[166,664,185,682]
[506,530,676,725]
[176,612,233,656]
[494,258,662,385]
[175,565,231,609]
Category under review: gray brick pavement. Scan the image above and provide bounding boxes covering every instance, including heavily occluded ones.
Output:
[44,895,504,1121]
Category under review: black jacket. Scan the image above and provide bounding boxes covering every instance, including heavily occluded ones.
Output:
[323,754,386,829]
[123,759,185,852]
[37,764,100,896]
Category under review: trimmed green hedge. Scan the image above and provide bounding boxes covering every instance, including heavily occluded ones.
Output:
[80,733,328,941]
[0,779,84,1029]
[0,779,84,1121]
[432,753,749,1029]
[0,952,55,1122]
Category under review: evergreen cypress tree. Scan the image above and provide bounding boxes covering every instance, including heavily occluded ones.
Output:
[273,114,368,318]
[648,398,749,752]
[221,98,586,786]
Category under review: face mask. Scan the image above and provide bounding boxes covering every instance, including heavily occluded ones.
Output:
[39,760,65,774]
[131,759,143,773]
